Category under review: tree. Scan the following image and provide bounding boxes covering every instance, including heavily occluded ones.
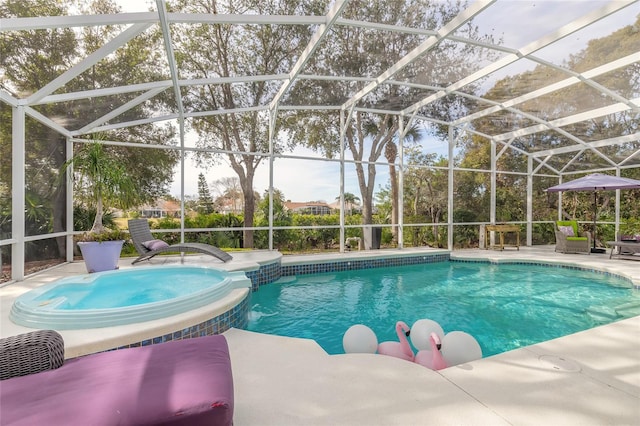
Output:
[212,177,244,213]
[171,0,324,248]
[458,14,640,232]
[0,0,178,256]
[284,0,499,232]
[197,173,215,214]
[62,141,136,234]
[384,120,422,243]
[256,188,291,249]
[337,192,361,215]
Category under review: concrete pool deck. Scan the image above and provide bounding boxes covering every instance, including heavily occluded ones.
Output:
[1,246,639,425]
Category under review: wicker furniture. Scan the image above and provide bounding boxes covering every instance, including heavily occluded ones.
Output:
[128,219,233,264]
[0,333,234,426]
[554,220,591,255]
[0,330,65,380]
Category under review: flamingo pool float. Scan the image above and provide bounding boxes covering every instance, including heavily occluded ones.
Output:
[414,332,447,370]
[377,321,414,361]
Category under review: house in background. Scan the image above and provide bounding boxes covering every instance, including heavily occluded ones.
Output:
[139,199,181,218]
[328,200,362,214]
[284,201,333,215]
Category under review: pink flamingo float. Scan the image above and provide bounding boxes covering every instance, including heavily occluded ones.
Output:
[377,321,414,361]
[414,332,447,370]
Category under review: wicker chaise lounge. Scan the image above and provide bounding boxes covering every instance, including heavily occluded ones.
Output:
[128,219,233,265]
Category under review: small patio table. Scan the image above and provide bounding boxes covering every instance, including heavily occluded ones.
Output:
[485,224,520,251]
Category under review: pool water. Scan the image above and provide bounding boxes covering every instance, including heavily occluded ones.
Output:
[11,266,252,330]
[33,267,227,310]
[247,262,639,356]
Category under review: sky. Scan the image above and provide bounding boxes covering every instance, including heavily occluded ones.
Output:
[111,0,637,201]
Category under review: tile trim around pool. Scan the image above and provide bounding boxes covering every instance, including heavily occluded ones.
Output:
[110,295,250,351]
[97,251,636,353]
[97,245,379,351]
[280,253,451,277]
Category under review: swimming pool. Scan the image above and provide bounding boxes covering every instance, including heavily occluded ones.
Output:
[247,261,640,356]
[10,266,252,329]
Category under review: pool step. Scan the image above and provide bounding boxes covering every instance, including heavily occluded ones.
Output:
[614,300,640,317]
[585,306,619,322]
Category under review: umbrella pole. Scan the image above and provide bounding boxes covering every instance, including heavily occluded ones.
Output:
[591,191,605,254]
[593,191,597,249]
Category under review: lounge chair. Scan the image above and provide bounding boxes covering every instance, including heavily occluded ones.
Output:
[554,220,591,254]
[1,330,234,425]
[128,219,233,265]
[609,232,640,260]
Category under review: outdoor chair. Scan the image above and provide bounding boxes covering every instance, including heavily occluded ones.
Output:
[128,219,233,265]
[1,331,234,425]
[554,220,591,254]
[609,232,640,260]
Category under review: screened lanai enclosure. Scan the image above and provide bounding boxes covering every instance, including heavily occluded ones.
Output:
[1,0,639,282]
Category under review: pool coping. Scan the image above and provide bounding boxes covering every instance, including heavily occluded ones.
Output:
[1,246,639,425]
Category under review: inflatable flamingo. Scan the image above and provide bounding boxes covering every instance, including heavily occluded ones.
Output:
[377,321,414,361]
[414,332,447,370]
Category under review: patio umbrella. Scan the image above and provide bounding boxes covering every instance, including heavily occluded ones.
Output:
[546,173,640,253]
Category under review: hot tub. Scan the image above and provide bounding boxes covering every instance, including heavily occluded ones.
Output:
[10,266,251,330]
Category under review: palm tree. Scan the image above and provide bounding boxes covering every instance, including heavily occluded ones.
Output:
[336,192,361,215]
[63,140,136,235]
[383,118,421,244]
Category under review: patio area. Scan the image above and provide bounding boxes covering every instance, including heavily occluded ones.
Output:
[1,246,638,425]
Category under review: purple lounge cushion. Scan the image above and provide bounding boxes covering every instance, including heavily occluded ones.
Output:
[142,239,170,250]
[0,335,234,426]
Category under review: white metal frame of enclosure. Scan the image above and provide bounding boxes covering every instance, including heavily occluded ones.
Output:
[2,0,639,281]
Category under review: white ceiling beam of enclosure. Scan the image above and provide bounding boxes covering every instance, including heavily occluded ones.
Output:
[532,133,640,158]
[0,13,157,31]
[25,23,152,105]
[620,149,640,166]
[269,0,350,113]
[156,0,184,119]
[0,13,324,32]
[494,97,640,142]
[493,103,617,167]
[73,87,168,135]
[90,114,179,134]
[34,75,288,107]
[0,2,637,170]
[440,90,606,163]
[90,104,270,133]
[91,101,451,137]
[24,106,73,137]
[184,75,289,87]
[33,81,173,105]
[559,150,586,173]
[402,0,636,116]
[342,0,496,110]
[0,91,18,107]
[452,52,640,127]
[167,13,323,25]
[68,0,182,136]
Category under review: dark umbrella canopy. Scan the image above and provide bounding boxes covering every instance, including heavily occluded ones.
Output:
[546,173,640,253]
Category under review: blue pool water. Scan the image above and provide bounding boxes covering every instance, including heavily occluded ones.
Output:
[32,267,227,309]
[247,262,639,356]
[10,266,252,329]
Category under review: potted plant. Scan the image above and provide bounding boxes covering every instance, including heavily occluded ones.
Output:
[63,138,136,273]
